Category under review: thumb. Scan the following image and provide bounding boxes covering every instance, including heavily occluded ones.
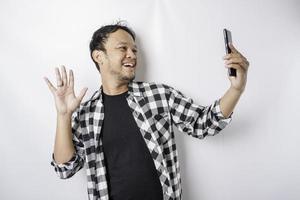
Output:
[77,87,88,103]
[229,43,239,54]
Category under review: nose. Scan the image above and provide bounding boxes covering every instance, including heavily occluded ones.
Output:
[126,48,137,59]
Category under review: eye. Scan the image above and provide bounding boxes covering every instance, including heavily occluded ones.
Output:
[132,49,138,54]
[118,46,127,51]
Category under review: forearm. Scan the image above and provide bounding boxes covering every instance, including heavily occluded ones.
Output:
[219,86,243,118]
[53,114,75,164]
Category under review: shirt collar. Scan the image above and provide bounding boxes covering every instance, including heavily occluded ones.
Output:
[89,80,142,102]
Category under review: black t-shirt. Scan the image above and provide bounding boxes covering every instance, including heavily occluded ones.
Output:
[101,89,163,200]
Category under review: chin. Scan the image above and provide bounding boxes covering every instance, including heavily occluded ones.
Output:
[120,75,135,82]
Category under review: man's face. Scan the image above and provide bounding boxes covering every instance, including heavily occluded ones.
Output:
[100,29,138,83]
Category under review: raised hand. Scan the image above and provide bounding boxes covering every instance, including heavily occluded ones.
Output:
[44,65,88,115]
[223,43,249,93]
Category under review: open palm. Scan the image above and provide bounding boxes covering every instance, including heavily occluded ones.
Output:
[44,65,88,115]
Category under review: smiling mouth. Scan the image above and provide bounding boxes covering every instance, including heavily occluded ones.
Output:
[122,63,135,68]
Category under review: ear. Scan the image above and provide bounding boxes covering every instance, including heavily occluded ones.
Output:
[92,50,105,66]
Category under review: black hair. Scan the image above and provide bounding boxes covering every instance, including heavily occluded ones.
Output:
[89,20,136,72]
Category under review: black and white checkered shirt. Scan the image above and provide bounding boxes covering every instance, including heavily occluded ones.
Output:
[51,80,232,200]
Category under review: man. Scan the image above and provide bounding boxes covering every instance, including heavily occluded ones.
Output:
[44,22,249,200]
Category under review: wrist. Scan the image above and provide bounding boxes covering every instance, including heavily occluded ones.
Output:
[57,112,72,119]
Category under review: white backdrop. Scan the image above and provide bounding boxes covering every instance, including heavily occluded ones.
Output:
[1,0,299,199]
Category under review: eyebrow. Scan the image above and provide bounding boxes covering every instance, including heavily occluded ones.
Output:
[117,42,137,49]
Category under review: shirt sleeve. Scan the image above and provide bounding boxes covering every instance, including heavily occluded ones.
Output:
[50,107,85,179]
[166,85,233,139]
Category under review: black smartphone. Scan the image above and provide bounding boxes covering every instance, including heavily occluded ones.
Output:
[223,28,236,77]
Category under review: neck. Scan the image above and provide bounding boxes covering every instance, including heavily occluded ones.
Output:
[101,78,129,96]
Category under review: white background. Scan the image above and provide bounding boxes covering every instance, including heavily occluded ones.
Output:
[1,0,299,199]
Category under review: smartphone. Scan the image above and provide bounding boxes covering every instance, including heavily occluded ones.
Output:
[223,28,236,77]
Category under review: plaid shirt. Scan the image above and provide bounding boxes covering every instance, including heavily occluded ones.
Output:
[50,80,232,200]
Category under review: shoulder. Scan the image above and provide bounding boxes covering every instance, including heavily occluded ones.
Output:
[133,80,173,93]
[132,81,181,103]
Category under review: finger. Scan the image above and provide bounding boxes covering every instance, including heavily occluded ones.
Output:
[229,43,240,54]
[43,77,56,94]
[225,57,244,65]
[240,60,249,71]
[225,63,245,73]
[226,58,249,71]
[223,54,230,59]
[69,69,74,88]
[60,65,68,86]
[223,53,241,60]
[229,43,248,60]
[245,60,250,69]
[55,67,63,86]
[77,87,88,103]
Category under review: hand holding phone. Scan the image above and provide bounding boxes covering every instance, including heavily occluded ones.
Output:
[223,28,236,77]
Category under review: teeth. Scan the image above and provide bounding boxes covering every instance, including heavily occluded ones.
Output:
[123,63,134,67]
